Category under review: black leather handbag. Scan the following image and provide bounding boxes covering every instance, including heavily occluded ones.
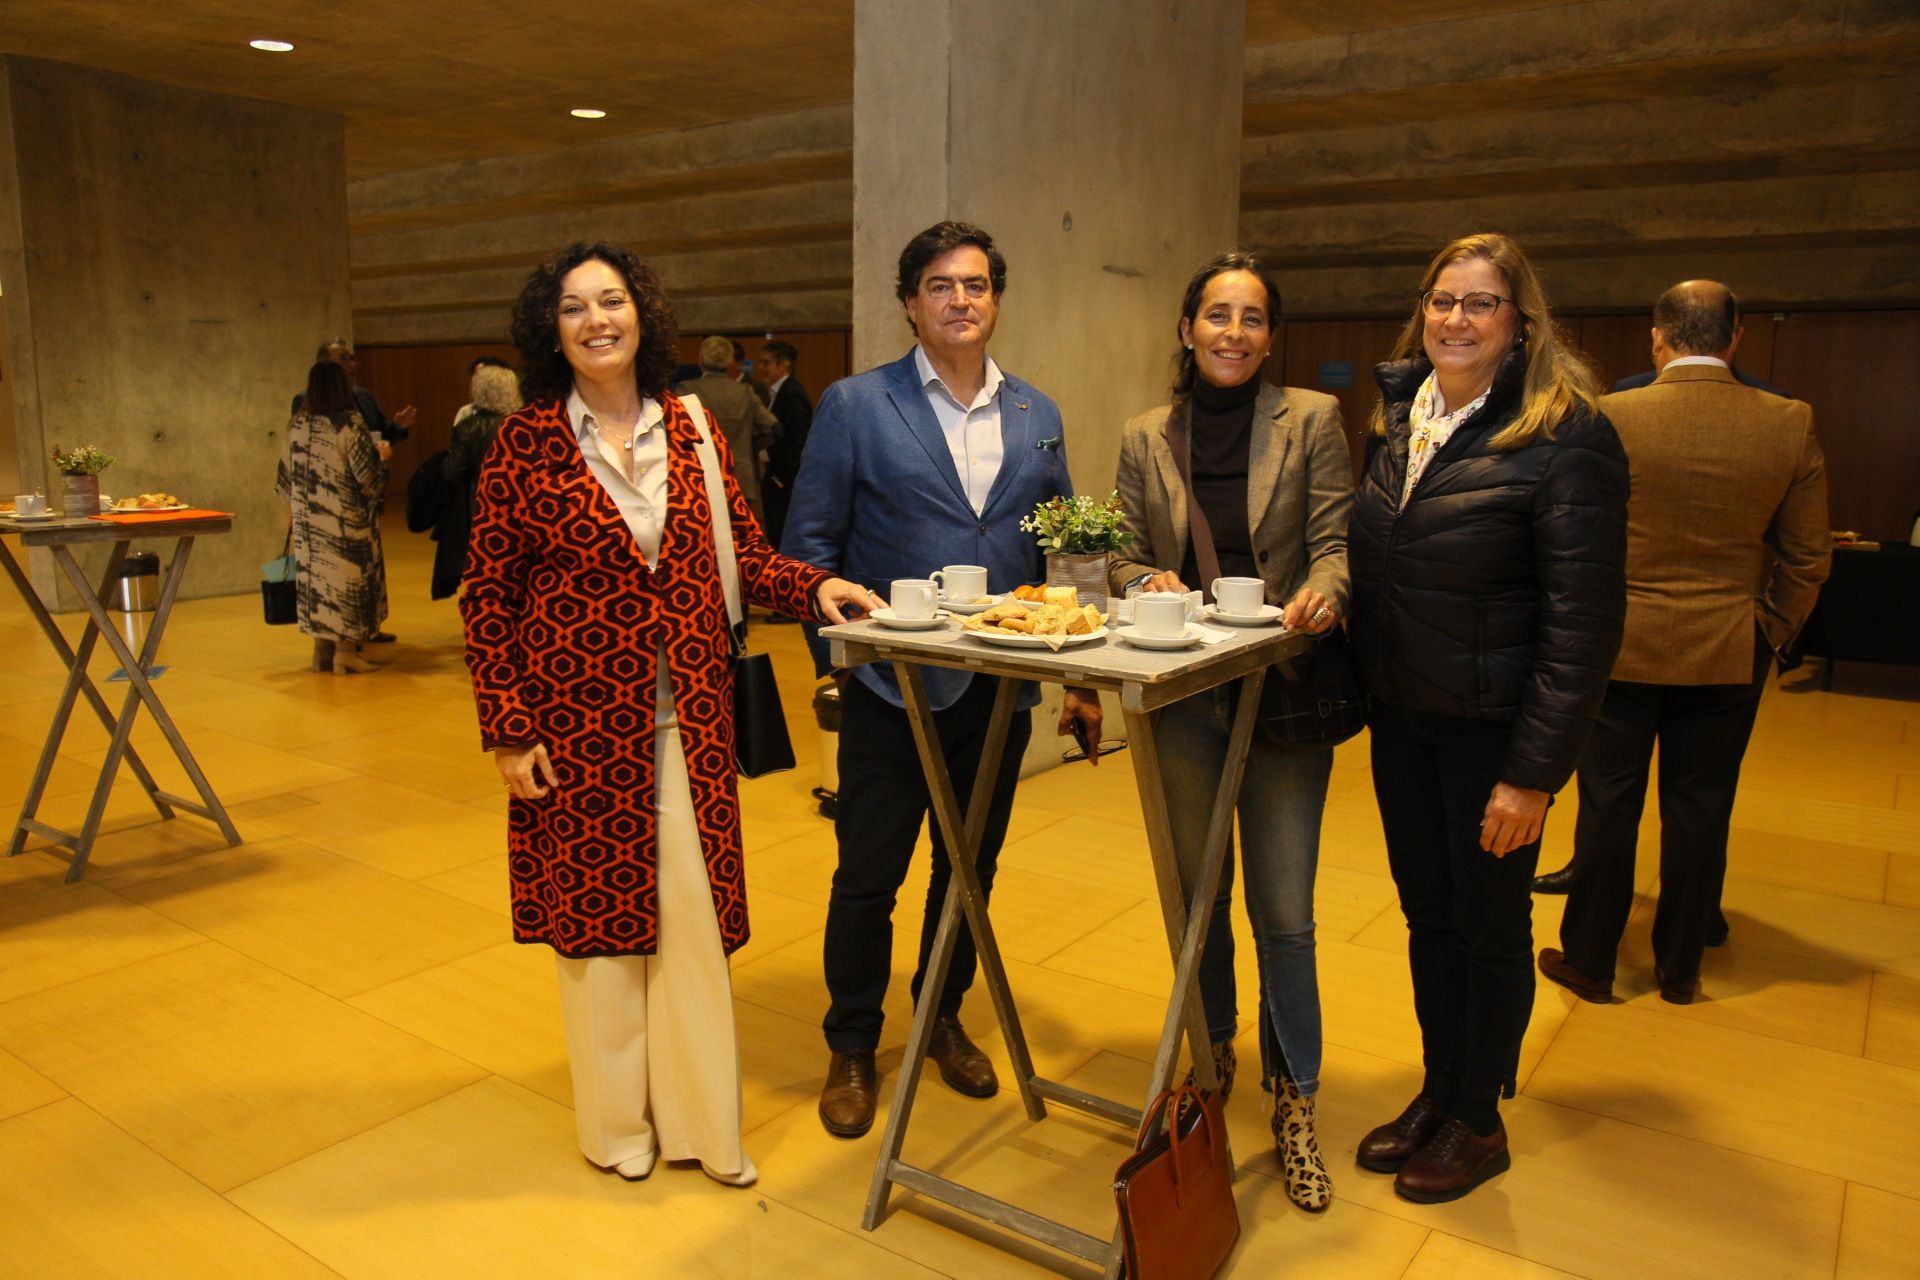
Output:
[1257,626,1367,751]
[261,533,297,625]
[686,394,797,778]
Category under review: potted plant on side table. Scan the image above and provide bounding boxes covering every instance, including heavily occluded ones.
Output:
[1021,492,1134,607]
[52,444,114,517]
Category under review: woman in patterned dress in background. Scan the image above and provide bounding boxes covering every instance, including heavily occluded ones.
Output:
[276,359,391,674]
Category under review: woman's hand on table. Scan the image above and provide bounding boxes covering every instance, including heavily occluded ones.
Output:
[1058,686,1105,766]
[816,578,883,624]
[1480,782,1548,856]
[1141,570,1189,595]
[1283,587,1338,635]
[495,743,557,800]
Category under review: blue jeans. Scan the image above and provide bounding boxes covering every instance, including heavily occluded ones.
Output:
[1159,685,1331,1096]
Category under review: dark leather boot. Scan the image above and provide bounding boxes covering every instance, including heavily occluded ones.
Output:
[1394,1117,1510,1203]
[1356,1094,1444,1173]
[928,1015,998,1098]
[818,1049,878,1137]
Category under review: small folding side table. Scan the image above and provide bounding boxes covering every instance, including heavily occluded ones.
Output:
[1,511,242,881]
[821,609,1308,1278]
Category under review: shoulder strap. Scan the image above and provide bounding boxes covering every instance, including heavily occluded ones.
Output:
[680,393,747,657]
[1164,401,1224,603]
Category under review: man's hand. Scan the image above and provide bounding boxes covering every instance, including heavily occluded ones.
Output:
[392,405,419,431]
[495,743,558,800]
[816,578,882,624]
[1058,686,1105,765]
[375,441,393,462]
[1481,782,1549,856]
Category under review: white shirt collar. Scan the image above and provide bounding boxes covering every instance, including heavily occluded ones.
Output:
[567,386,663,443]
[913,344,1002,411]
[1663,355,1731,371]
[767,374,789,399]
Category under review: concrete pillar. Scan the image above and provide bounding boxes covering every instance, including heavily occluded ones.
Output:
[852,1,1244,770]
[0,57,352,607]
[853,0,1244,498]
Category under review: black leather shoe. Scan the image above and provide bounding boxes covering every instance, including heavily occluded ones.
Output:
[1705,915,1730,948]
[1394,1117,1510,1203]
[819,1049,878,1137]
[1655,967,1700,1005]
[1356,1094,1444,1173]
[367,630,397,643]
[928,1015,998,1098]
[1538,947,1612,1003]
[1531,864,1576,894]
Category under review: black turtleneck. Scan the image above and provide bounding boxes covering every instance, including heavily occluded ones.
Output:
[1179,374,1262,589]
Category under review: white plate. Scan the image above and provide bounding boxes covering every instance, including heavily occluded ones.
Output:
[1114,624,1205,651]
[6,511,56,522]
[112,503,189,513]
[940,593,1006,615]
[870,607,950,631]
[1205,603,1285,626]
[966,625,1109,649]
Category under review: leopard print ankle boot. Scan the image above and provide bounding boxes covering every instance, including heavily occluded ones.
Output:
[1183,1038,1237,1099]
[1269,1075,1332,1212]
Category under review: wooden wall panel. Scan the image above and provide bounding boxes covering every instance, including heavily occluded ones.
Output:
[674,330,850,395]
[1275,318,1405,478]
[1770,310,1920,541]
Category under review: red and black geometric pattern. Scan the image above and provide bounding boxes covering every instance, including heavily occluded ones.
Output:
[461,393,831,958]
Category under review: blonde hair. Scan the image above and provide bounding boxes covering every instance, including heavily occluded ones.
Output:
[470,363,523,415]
[1372,232,1598,451]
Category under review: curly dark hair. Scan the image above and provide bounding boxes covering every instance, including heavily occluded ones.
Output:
[509,242,679,403]
[1171,251,1283,402]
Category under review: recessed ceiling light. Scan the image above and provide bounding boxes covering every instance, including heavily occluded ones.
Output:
[249,39,295,52]
[570,108,607,119]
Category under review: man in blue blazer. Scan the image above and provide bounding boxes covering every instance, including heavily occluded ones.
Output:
[782,221,1103,1138]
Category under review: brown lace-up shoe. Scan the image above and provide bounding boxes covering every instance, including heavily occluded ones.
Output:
[1356,1094,1444,1173]
[1538,947,1613,1003]
[818,1049,878,1137]
[928,1015,998,1098]
[1393,1117,1510,1203]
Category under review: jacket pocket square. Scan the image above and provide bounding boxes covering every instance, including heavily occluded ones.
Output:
[1035,435,1061,451]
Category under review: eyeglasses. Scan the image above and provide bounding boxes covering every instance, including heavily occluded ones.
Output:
[1421,290,1511,320]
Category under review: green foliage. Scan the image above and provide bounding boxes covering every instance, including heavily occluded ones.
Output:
[1018,492,1136,555]
[52,444,114,475]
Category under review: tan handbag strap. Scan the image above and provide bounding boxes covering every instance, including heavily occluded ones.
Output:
[681,392,746,657]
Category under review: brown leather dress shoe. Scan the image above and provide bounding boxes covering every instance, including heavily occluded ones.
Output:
[1394,1116,1510,1203]
[1356,1094,1444,1173]
[1655,967,1701,1005]
[928,1015,998,1098]
[819,1049,878,1138]
[1538,947,1612,1003]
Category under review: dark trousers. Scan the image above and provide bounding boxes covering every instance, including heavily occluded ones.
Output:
[1560,641,1768,987]
[761,478,791,554]
[822,674,1031,1051]
[1369,699,1542,1131]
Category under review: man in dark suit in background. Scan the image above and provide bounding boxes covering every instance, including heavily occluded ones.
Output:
[757,340,813,551]
[1537,280,1829,1005]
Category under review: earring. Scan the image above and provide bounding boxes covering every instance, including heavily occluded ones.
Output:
[1185,344,1193,351]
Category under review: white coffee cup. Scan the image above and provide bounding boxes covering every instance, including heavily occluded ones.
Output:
[1212,577,1266,616]
[14,493,46,517]
[890,578,939,620]
[932,564,987,601]
[1133,592,1189,639]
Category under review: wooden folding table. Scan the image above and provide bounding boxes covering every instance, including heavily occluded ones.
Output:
[1,511,242,881]
[821,607,1308,1277]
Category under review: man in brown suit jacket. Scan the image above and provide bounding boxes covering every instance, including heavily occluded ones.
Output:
[677,334,781,520]
[1538,281,1830,1005]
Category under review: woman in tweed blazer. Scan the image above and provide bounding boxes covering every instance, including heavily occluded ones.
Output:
[1108,252,1353,1211]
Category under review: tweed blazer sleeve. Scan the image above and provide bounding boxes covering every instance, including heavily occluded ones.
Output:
[1108,405,1175,592]
[1759,421,1832,655]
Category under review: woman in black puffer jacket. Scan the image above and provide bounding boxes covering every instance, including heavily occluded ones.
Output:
[1347,233,1627,1204]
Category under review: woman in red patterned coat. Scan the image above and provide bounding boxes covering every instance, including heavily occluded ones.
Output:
[463,242,877,1187]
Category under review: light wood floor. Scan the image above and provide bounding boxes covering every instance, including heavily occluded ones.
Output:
[3,520,1916,1279]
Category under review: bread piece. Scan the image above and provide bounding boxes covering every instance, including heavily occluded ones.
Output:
[1043,586,1080,608]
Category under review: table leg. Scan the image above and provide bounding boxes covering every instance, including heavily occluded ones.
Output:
[50,539,240,881]
[864,667,1040,1232]
[2,542,174,860]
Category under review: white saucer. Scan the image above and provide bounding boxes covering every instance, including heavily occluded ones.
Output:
[7,511,56,522]
[940,593,1004,615]
[870,607,949,631]
[1115,624,1204,651]
[1205,603,1284,626]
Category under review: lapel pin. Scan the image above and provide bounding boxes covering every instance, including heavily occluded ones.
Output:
[1016,401,1029,411]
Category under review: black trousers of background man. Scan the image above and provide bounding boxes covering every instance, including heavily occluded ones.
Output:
[822,675,1032,1052]
[1559,637,1770,989]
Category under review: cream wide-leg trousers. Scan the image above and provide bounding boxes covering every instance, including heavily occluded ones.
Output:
[552,712,751,1181]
